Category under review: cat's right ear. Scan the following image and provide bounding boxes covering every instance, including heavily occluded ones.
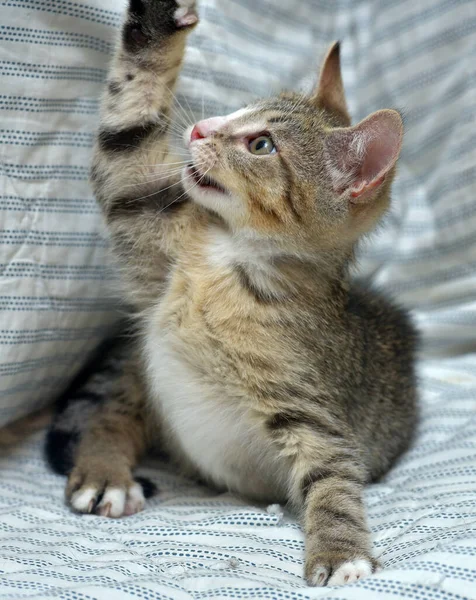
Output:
[311,41,351,126]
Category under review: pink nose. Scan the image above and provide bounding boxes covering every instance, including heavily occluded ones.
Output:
[190,124,205,142]
[189,116,228,143]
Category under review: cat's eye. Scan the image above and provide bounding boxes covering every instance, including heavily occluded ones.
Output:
[248,136,276,155]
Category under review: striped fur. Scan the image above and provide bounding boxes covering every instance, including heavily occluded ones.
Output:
[46,0,418,587]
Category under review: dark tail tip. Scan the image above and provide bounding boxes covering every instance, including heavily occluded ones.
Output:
[134,475,158,498]
[45,429,79,476]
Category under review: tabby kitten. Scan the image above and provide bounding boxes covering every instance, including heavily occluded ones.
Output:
[46,0,418,587]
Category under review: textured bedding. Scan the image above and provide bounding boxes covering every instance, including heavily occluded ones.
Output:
[1,0,476,598]
[1,357,476,599]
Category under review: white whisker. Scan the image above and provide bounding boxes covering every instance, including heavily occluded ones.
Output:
[157,165,212,214]
[124,176,185,204]
[162,84,195,129]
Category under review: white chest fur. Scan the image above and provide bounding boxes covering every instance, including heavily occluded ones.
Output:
[144,327,287,502]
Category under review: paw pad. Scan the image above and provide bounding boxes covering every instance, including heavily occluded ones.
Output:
[327,559,373,586]
[308,557,374,587]
[174,1,198,28]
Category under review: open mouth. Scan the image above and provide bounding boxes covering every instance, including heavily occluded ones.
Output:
[187,164,228,194]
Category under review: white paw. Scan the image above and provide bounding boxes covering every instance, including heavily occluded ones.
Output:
[96,488,126,518]
[174,0,198,28]
[70,483,145,518]
[70,487,98,514]
[310,566,330,587]
[327,559,373,586]
[124,483,146,516]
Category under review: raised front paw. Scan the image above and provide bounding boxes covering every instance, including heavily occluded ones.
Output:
[174,0,199,28]
[124,0,199,52]
[306,553,379,587]
[66,463,155,518]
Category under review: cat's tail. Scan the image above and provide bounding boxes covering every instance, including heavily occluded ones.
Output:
[45,331,156,499]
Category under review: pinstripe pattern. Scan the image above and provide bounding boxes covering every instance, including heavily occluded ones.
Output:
[1,360,475,598]
[1,0,476,596]
[0,0,121,426]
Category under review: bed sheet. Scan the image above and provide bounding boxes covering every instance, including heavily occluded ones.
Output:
[1,0,476,598]
[1,357,476,600]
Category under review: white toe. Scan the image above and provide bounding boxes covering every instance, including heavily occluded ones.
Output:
[328,559,373,586]
[71,487,98,513]
[97,487,126,518]
[310,566,329,587]
[124,483,146,516]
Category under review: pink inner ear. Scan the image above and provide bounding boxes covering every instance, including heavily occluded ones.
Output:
[359,113,402,183]
[325,110,403,201]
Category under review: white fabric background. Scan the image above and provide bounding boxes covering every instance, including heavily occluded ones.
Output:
[1,0,476,598]
[0,0,120,427]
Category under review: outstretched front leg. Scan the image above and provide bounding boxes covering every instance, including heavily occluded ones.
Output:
[266,413,378,586]
[91,0,199,308]
[94,0,198,211]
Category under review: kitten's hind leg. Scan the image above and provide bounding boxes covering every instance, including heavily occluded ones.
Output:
[66,365,152,518]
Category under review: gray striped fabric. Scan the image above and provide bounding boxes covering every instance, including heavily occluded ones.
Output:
[1,358,475,599]
[0,0,121,427]
[1,0,476,598]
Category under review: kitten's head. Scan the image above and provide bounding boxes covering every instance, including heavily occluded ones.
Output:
[182,42,403,255]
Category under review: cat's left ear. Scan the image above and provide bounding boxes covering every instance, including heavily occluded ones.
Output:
[324,109,404,203]
[312,41,351,126]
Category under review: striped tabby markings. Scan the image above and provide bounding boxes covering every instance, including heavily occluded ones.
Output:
[107,185,188,218]
[266,409,346,441]
[301,467,363,499]
[98,119,167,153]
[279,154,303,222]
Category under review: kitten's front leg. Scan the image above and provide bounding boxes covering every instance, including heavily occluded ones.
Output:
[272,420,378,586]
[300,467,378,586]
[92,0,200,308]
[92,0,199,215]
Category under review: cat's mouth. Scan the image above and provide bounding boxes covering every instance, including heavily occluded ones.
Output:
[186,164,228,195]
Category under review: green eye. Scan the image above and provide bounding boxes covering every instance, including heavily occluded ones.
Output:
[248,136,276,155]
